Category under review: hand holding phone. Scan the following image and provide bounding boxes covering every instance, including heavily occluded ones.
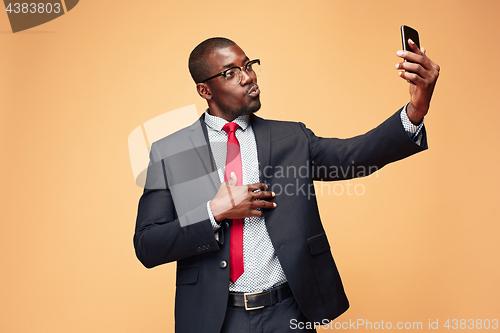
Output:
[396,25,441,125]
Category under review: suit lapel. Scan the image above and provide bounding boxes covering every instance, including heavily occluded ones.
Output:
[251,115,272,185]
[189,114,219,190]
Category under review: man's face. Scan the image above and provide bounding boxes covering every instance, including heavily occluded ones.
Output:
[202,44,261,121]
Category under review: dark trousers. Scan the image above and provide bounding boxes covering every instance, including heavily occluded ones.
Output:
[220,297,317,333]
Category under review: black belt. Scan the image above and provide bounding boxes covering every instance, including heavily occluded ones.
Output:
[228,283,293,310]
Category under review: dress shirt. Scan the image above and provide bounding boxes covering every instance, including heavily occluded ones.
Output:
[205,111,287,293]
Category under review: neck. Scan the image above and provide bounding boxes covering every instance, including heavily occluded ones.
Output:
[207,108,237,122]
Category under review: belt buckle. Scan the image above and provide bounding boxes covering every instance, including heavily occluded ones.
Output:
[244,290,264,311]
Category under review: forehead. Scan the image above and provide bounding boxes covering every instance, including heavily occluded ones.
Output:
[206,44,248,71]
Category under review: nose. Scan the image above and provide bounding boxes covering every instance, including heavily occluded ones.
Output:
[240,68,254,85]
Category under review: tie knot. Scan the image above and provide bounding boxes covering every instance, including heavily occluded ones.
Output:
[222,122,239,135]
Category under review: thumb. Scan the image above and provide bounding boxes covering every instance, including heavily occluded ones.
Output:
[228,172,237,186]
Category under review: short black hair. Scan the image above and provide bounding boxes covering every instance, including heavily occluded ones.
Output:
[188,37,236,84]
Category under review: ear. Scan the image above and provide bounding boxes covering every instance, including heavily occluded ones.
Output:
[196,83,212,100]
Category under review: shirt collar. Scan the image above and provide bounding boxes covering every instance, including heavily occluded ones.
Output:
[204,109,250,132]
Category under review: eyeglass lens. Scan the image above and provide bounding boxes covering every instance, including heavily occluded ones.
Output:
[225,61,261,85]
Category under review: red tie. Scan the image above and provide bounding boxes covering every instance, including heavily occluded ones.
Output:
[222,122,244,283]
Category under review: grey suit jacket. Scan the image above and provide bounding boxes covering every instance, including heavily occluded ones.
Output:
[134,108,427,333]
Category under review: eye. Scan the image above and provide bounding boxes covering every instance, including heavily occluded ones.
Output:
[224,69,237,78]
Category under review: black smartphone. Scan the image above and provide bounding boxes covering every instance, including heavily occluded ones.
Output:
[400,25,420,84]
[401,25,420,54]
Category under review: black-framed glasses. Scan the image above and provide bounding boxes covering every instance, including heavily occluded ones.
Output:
[201,59,261,85]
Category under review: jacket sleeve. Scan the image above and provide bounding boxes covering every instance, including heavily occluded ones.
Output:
[133,142,220,269]
[301,107,428,181]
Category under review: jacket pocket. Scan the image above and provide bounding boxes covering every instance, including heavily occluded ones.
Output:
[176,266,199,285]
[308,233,330,256]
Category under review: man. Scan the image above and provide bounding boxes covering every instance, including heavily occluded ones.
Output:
[134,37,440,332]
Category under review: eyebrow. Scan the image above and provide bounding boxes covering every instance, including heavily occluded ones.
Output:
[219,56,250,71]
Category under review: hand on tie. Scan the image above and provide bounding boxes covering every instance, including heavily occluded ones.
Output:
[210,173,277,222]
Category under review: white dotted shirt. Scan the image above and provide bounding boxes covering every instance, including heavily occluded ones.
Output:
[206,105,423,293]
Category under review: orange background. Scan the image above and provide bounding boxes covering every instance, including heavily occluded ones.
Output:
[1,1,499,332]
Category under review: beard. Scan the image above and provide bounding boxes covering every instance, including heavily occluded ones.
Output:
[219,97,261,120]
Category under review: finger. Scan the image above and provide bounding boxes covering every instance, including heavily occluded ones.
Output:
[397,59,440,84]
[247,182,268,192]
[248,209,264,218]
[397,50,434,71]
[408,39,424,55]
[253,190,275,199]
[396,62,426,78]
[228,172,237,186]
[251,200,277,209]
[431,61,440,73]
[225,182,236,208]
[398,70,424,85]
[413,45,440,74]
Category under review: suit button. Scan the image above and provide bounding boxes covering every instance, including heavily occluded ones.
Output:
[197,247,202,252]
[220,261,227,268]
[223,222,230,229]
[206,244,210,250]
[201,245,206,251]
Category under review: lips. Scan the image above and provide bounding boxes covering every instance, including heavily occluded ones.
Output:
[246,85,260,97]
